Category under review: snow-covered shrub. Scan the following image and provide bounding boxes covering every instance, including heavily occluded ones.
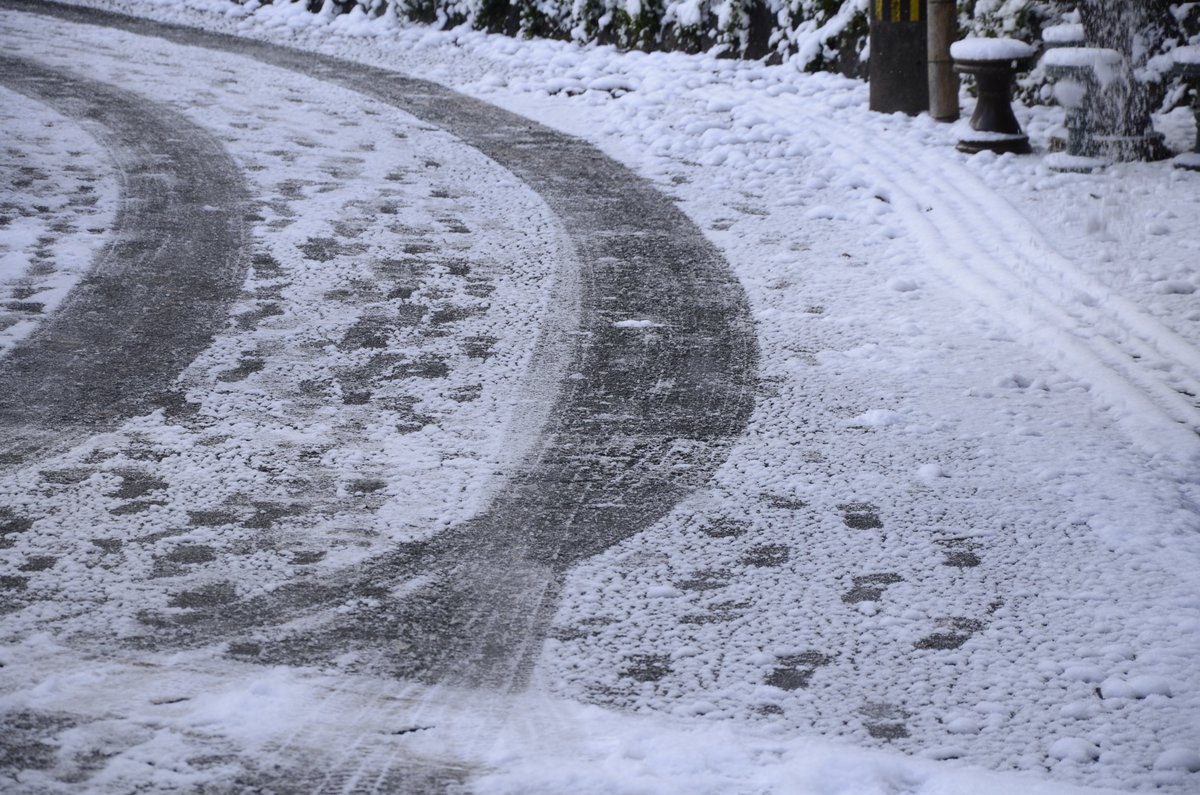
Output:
[959,0,1052,40]
[397,0,440,23]
[238,0,1200,99]
[775,0,870,74]
[568,0,666,50]
[658,0,870,70]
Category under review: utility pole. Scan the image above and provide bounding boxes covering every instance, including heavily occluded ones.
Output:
[869,0,930,115]
[927,0,958,121]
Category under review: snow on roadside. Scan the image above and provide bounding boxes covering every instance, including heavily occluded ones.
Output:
[0,634,1125,795]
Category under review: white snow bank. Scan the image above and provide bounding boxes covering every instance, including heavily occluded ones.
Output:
[473,697,1123,795]
[0,645,1126,795]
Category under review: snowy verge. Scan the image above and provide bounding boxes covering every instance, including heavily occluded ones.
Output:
[0,636,1125,795]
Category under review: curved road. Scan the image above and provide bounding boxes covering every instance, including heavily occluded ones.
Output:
[8,5,1200,795]
[0,54,250,465]
[0,1,757,699]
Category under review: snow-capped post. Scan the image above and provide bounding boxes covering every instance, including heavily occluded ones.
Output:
[1041,47,1123,171]
[1074,0,1172,161]
[869,0,929,115]
[949,38,1036,154]
[1042,23,1085,50]
[1038,21,1085,158]
[1170,47,1200,171]
[926,0,957,122]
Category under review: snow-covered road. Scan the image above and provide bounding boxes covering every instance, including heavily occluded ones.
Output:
[1,1,1199,793]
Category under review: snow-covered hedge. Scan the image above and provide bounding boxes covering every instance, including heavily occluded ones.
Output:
[259,0,1199,85]
[272,0,875,72]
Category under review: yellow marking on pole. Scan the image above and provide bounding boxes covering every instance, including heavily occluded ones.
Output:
[875,0,884,21]
[892,0,901,22]
[910,0,920,22]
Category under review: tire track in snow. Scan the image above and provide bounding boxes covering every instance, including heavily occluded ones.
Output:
[777,103,1200,754]
[0,54,251,466]
[794,107,1200,465]
[4,0,759,699]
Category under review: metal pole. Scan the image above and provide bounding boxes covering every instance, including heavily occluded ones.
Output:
[927,0,958,121]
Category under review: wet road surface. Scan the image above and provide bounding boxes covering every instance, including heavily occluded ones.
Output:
[0,0,757,700]
[0,54,250,464]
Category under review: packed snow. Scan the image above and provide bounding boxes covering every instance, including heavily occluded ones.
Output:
[2,0,1199,793]
[948,37,1035,62]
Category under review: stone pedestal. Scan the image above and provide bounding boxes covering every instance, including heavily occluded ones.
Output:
[1041,47,1122,171]
[950,38,1036,154]
[1172,47,1200,171]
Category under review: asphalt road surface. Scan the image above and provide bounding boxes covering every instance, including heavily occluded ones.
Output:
[0,2,757,787]
[0,54,251,464]
[6,4,1200,795]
